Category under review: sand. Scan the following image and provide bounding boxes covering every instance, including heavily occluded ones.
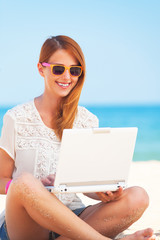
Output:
[0,160,160,238]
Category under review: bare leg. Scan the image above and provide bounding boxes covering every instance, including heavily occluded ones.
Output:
[5,173,153,240]
[5,173,108,240]
[56,186,152,240]
[77,186,149,238]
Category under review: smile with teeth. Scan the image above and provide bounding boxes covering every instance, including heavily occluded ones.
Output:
[56,82,71,88]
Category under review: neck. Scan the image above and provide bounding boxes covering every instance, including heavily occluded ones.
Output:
[34,93,62,129]
[36,93,61,114]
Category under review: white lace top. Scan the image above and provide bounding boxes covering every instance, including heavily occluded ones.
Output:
[0,101,99,211]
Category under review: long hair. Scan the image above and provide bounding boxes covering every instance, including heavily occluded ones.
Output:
[39,35,86,140]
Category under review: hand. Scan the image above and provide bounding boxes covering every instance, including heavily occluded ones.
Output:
[96,186,123,203]
[40,174,56,187]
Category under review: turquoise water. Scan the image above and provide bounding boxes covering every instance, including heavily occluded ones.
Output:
[0,105,160,161]
[86,105,160,161]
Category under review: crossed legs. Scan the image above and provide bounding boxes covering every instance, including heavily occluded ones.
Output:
[78,186,149,238]
[5,173,154,240]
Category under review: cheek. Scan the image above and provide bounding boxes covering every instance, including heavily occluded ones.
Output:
[45,73,57,83]
[44,76,54,89]
[72,78,79,86]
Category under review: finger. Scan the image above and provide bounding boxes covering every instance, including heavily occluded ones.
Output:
[112,187,123,199]
[102,188,123,202]
[112,186,123,194]
[96,192,110,202]
[96,192,106,202]
[46,174,55,185]
[41,178,51,186]
[47,175,55,185]
[100,195,109,202]
[106,191,113,197]
[48,174,56,181]
[118,186,123,193]
[106,187,123,196]
[116,187,123,196]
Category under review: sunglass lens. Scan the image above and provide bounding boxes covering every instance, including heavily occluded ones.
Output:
[70,67,82,76]
[53,66,65,75]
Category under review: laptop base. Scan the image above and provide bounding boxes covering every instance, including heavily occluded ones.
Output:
[46,182,126,193]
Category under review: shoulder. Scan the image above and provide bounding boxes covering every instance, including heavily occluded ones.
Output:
[5,101,38,123]
[74,106,99,128]
[77,106,97,120]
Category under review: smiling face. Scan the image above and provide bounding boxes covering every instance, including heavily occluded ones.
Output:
[38,49,80,101]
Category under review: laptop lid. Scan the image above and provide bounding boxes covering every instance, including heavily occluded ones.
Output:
[53,127,137,193]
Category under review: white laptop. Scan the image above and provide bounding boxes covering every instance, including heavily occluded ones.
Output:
[47,127,138,194]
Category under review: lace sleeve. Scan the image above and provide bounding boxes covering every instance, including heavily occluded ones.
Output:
[74,106,99,129]
[0,112,15,160]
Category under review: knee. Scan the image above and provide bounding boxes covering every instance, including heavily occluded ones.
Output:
[124,186,149,212]
[14,172,35,185]
[9,172,38,195]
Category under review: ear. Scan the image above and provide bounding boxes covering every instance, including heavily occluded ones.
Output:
[37,62,45,77]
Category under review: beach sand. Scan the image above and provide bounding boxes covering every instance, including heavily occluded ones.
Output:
[0,160,160,238]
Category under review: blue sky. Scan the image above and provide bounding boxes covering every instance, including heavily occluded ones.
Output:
[0,0,160,106]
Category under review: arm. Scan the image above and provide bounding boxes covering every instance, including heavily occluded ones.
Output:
[0,148,15,194]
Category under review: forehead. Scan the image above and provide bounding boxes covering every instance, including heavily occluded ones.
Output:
[48,49,78,65]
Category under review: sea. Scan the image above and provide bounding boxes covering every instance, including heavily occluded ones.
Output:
[0,104,160,162]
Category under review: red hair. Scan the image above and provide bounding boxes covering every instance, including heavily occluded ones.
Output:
[39,35,86,140]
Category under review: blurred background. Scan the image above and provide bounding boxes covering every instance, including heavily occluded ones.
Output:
[0,0,160,161]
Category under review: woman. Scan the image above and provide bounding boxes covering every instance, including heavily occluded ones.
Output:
[0,35,156,240]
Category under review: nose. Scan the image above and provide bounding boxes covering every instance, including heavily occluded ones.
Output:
[63,69,70,79]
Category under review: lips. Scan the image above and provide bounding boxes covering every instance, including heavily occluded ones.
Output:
[56,82,71,88]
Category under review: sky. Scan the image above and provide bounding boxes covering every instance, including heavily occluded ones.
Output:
[0,0,160,106]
